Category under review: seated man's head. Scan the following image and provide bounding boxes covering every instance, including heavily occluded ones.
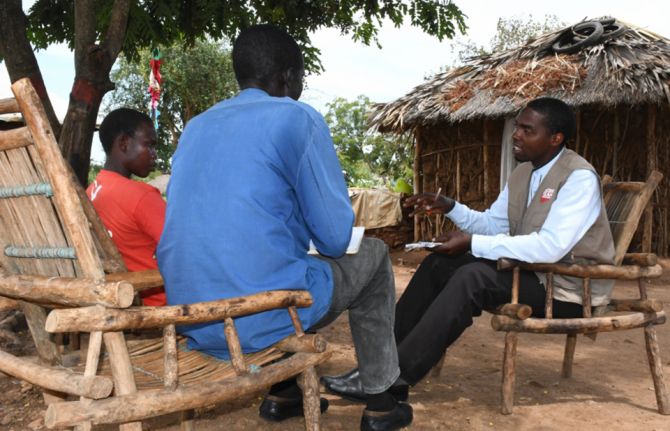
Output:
[512,97,576,167]
[232,24,304,100]
[100,108,157,178]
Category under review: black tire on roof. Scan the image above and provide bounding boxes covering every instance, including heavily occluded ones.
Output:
[552,21,604,54]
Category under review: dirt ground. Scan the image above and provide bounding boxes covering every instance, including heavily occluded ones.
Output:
[1,250,670,431]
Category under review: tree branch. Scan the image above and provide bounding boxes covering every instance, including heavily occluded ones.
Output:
[101,0,132,61]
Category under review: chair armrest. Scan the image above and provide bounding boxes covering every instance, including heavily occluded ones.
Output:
[105,269,163,292]
[622,253,657,267]
[497,258,662,280]
[0,274,134,308]
[45,289,313,333]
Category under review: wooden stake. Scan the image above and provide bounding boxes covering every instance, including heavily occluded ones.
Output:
[545,273,553,319]
[562,334,577,378]
[163,324,178,390]
[288,306,305,336]
[224,318,248,375]
[644,324,670,414]
[582,278,592,319]
[180,410,195,431]
[0,348,112,399]
[103,331,142,431]
[20,302,61,364]
[413,129,422,242]
[298,366,321,431]
[511,267,519,304]
[501,332,517,415]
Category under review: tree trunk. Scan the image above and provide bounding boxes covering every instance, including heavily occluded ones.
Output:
[0,0,62,137]
[60,0,131,186]
[1,0,131,187]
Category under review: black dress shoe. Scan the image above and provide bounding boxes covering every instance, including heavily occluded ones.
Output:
[321,369,409,403]
[259,394,329,422]
[360,402,413,431]
[322,369,366,403]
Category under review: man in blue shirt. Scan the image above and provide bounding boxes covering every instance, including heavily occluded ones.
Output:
[157,24,412,431]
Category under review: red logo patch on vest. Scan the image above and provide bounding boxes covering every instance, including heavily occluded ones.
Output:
[540,188,555,203]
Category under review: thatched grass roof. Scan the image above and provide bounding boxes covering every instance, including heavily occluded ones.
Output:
[370,18,670,133]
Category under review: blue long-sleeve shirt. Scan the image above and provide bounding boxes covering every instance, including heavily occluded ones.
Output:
[157,88,354,359]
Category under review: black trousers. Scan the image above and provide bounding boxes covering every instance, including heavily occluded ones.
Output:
[394,253,585,385]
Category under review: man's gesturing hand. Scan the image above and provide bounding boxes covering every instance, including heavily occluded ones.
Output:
[404,192,455,217]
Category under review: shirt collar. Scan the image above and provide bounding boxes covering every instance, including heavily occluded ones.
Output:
[236,87,271,99]
[532,147,564,178]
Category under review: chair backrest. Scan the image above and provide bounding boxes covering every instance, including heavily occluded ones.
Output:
[602,171,663,265]
[0,78,124,363]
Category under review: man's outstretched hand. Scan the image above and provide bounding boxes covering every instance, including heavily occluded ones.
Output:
[432,231,471,255]
[404,192,455,217]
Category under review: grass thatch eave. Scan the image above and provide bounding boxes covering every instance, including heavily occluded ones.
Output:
[370,17,670,134]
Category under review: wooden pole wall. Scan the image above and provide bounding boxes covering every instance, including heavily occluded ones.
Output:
[413,129,422,241]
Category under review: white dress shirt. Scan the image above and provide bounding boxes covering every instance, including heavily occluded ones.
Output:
[447,149,602,263]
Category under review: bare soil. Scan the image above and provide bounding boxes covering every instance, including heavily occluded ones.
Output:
[1,251,669,430]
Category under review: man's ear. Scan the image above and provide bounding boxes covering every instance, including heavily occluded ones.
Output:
[550,132,565,148]
[114,134,130,154]
[280,69,293,93]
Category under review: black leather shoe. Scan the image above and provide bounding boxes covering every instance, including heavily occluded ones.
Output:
[321,369,409,403]
[259,395,329,422]
[322,369,366,403]
[360,402,413,431]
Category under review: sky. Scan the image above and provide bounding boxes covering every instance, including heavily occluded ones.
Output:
[1,0,669,163]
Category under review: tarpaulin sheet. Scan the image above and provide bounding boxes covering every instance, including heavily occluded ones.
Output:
[349,188,402,229]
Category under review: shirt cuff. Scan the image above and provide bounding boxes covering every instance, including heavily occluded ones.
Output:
[447,201,468,223]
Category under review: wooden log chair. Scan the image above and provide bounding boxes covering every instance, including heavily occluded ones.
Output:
[0,78,331,430]
[492,170,668,415]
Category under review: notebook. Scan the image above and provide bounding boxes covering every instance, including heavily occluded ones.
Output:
[308,226,365,255]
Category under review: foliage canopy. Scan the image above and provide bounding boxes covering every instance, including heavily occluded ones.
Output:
[26,0,467,73]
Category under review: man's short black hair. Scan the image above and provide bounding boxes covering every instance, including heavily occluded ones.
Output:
[525,97,576,145]
[99,108,152,154]
[232,24,303,88]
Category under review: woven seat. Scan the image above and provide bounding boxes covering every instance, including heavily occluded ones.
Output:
[77,336,285,390]
[0,78,331,430]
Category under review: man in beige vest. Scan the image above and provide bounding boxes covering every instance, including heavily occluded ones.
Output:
[322,97,615,402]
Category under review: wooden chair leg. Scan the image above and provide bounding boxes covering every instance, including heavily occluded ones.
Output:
[644,324,670,414]
[562,334,577,378]
[180,410,196,430]
[103,332,143,431]
[431,351,447,377]
[298,366,321,431]
[501,332,518,415]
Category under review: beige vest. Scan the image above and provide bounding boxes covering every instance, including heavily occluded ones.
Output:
[507,149,615,306]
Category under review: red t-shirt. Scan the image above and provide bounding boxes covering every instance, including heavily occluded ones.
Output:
[86,170,167,306]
